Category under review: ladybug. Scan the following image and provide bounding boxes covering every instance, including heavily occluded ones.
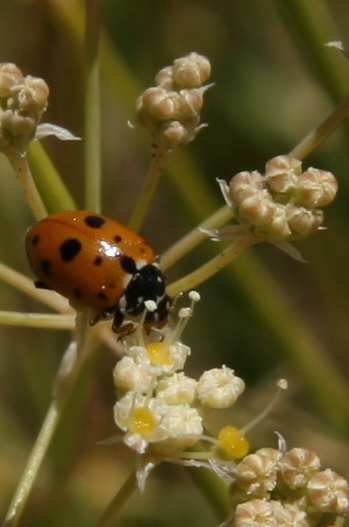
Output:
[25,211,171,332]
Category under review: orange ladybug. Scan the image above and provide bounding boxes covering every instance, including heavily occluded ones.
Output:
[25,211,171,332]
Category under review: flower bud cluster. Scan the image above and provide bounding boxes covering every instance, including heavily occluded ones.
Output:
[226,446,349,526]
[113,293,245,459]
[135,52,211,150]
[218,155,338,241]
[0,63,49,153]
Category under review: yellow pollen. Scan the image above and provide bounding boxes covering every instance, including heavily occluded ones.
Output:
[129,407,156,436]
[218,426,249,458]
[147,342,170,366]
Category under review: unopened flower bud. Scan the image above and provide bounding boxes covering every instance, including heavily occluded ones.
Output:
[229,171,264,199]
[265,155,303,177]
[237,189,274,226]
[155,66,174,89]
[307,468,349,515]
[19,76,49,114]
[0,63,23,98]
[156,372,197,405]
[139,87,179,121]
[236,448,282,496]
[197,366,245,408]
[265,155,302,195]
[286,204,323,236]
[161,405,203,448]
[172,52,211,88]
[158,118,200,149]
[176,89,204,120]
[279,448,321,489]
[1,109,36,137]
[235,499,274,526]
[263,203,292,239]
[113,356,153,393]
[296,168,338,208]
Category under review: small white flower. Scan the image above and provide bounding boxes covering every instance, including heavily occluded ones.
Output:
[113,356,154,393]
[114,392,169,453]
[127,342,190,376]
[156,372,197,405]
[162,405,203,443]
[197,366,245,408]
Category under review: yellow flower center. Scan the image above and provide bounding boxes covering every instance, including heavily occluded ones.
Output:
[218,426,249,458]
[147,343,170,366]
[129,407,156,436]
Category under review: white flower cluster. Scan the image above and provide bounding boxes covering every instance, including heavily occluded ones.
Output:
[113,293,245,459]
[112,295,349,527]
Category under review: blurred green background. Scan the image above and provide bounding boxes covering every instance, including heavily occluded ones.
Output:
[1,0,349,525]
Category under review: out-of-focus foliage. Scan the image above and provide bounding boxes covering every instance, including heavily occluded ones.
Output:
[1,1,349,526]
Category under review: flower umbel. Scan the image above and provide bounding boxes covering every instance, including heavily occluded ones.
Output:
[135,52,211,150]
[0,63,49,153]
[205,155,338,261]
[112,294,349,527]
[112,293,248,486]
[220,445,349,527]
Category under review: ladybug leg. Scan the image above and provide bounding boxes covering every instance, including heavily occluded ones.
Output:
[90,306,115,326]
[34,279,53,290]
[112,308,124,333]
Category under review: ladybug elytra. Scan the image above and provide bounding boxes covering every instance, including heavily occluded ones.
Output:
[25,211,171,332]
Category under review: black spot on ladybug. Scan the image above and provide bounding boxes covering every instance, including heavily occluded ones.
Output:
[60,238,82,262]
[84,215,106,229]
[31,234,40,246]
[120,255,137,274]
[34,279,52,290]
[40,259,51,276]
[98,292,109,301]
[74,289,84,299]
[93,256,103,265]
[114,234,122,243]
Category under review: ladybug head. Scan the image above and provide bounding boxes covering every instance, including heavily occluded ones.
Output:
[112,262,172,333]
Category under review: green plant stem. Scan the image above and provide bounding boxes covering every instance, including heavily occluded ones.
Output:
[84,0,101,212]
[161,204,232,271]
[290,90,349,160]
[28,141,77,213]
[127,147,171,232]
[96,471,137,527]
[5,147,47,220]
[2,313,95,527]
[0,311,74,329]
[0,261,71,313]
[168,235,258,297]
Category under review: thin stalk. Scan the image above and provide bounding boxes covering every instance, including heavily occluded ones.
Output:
[96,471,137,527]
[0,261,71,313]
[0,311,74,329]
[128,147,171,232]
[290,90,349,160]
[167,235,258,297]
[84,0,101,212]
[161,204,232,271]
[28,141,77,213]
[2,313,95,527]
[5,147,47,220]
